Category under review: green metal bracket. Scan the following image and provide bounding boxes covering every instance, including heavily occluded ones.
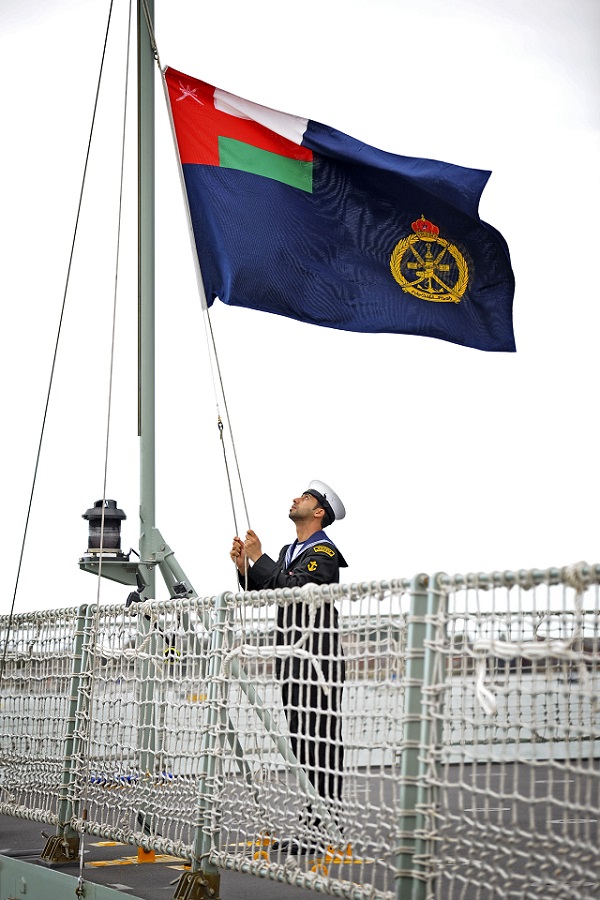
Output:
[78,555,144,586]
[39,834,80,866]
[173,870,220,900]
[149,527,196,598]
[79,526,195,600]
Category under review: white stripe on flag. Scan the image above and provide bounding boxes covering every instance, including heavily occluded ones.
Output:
[214,88,308,146]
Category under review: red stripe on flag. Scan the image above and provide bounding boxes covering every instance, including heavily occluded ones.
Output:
[166,69,313,166]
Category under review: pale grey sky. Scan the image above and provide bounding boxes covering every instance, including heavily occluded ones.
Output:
[0,0,599,611]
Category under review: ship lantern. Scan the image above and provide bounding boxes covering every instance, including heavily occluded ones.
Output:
[82,499,127,555]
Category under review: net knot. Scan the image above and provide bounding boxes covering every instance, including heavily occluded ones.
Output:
[563,561,590,595]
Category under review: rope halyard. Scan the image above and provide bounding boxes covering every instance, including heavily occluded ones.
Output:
[205,310,252,591]
[218,414,240,538]
[206,318,251,591]
[206,310,252,531]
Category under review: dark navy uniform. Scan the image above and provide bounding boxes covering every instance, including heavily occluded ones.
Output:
[241,531,347,810]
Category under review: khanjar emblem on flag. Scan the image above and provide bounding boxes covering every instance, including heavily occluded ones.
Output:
[390,216,469,304]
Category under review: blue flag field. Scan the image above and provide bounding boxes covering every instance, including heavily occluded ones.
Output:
[165,68,515,352]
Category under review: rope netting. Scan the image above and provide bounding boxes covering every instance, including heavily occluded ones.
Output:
[0,568,598,899]
[427,566,600,898]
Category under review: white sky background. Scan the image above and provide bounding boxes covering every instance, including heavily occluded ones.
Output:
[0,0,598,613]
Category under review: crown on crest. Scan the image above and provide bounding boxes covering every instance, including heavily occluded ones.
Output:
[411,215,440,241]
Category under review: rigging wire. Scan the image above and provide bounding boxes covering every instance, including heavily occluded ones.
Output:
[140,0,159,60]
[76,0,135,887]
[0,0,119,689]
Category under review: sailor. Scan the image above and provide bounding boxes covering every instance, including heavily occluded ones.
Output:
[230,480,347,851]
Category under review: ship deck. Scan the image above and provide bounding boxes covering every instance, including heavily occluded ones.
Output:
[2,757,599,900]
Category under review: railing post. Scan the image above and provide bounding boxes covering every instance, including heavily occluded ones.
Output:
[175,592,229,900]
[135,606,160,845]
[395,573,439,900]
[413,573,446,898]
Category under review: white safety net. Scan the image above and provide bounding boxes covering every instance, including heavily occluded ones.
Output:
[0,606,83,825]
[0,566,598,899]
[429,567,600,899]
[206,582,409,898]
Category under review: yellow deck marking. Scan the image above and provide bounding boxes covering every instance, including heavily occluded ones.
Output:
[90,841,125,847]
[87,854,181,868]
[229,839,371,866]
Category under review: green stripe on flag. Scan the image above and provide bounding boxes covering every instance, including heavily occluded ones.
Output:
[218,136,313,193]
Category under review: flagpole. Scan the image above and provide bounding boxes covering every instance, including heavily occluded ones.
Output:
[138,0,156,600]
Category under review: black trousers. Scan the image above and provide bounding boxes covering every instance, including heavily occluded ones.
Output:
[276,601,345,809]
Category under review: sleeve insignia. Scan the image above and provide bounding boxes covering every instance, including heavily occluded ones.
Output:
[307,560,318,572]
[313,544,335,557]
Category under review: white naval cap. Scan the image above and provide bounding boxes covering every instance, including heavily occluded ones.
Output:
[305,480,346,526]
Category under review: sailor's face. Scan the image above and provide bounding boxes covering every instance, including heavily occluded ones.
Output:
[289,492,319,519]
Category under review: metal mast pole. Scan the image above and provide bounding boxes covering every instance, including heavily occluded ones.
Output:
[138,0,156,600]
[81,1,199,602]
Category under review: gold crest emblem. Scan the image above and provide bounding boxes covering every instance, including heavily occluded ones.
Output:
[307,560,318,572]
[390,216,468,303]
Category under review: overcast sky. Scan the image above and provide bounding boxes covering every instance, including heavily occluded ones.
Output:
[0,0,599,612]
